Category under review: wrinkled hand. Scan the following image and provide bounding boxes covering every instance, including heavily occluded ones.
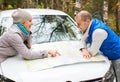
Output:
[48,50,59,57]
[81,48,92,59]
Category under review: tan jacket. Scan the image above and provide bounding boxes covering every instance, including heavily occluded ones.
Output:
[0,24,48,62]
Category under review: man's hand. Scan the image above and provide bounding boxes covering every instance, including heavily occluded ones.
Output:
[81,48,92,59]
[48,50,60,57]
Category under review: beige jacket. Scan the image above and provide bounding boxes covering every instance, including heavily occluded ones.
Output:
[0,24,48,62]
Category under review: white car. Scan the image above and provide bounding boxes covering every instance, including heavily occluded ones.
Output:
[0,9,114,82]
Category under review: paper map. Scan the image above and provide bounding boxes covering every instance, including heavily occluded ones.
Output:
[24,41,106,71]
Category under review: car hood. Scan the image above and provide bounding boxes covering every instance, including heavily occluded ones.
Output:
[1,41,110,82]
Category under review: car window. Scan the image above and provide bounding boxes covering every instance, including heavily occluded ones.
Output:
[31,15,82,44]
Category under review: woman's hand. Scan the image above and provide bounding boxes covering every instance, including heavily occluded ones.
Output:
[48,50,60,57]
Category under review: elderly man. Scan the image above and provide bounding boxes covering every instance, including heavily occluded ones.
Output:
[75,10,120,82]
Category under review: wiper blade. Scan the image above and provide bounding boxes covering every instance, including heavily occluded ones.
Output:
[36,41,51,44]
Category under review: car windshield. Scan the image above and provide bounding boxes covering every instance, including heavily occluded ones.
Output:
[0,15,82,44]
[31,15,81,44]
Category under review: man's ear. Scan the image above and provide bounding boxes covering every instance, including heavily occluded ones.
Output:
[86,19,91,23]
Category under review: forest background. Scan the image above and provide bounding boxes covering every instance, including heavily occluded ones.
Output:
[0,0,120,35]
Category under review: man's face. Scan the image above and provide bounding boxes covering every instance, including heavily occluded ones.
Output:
[75,17,90,33]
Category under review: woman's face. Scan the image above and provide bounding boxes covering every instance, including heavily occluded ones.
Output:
[22,18,33,32]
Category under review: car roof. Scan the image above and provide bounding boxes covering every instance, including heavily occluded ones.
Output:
[0,8,68,18]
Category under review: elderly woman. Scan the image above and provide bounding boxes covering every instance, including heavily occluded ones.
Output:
[0,8,58,62]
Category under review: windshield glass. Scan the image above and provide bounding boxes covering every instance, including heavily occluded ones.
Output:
[31,15,82,44]
[0,15,82,44]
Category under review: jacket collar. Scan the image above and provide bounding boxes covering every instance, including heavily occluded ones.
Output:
[14,23,30,36]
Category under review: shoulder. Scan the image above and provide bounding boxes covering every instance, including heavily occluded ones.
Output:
[94,29,108,35]
[8,24,27,41]
[6,31,23,44]
[93,29,108,39]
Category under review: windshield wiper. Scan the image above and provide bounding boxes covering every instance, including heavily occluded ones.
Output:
[49,19,68,41]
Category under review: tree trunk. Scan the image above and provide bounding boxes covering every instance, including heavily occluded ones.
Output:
[3,0,8,9]
[103,0,108,23]
[62,0,70,13]
[50,0,54,9]
[62,0,66,12]
[115,1,120,35]
[74,0,82,16]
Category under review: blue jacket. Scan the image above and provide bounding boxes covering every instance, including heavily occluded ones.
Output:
[88,18,120,60]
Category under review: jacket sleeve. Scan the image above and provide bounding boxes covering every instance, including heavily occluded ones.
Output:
[88,29,108,56]
[7,33,48,60]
